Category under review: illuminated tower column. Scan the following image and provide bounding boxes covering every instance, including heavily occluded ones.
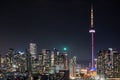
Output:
[89,5,95,68]
[64,53,68,70]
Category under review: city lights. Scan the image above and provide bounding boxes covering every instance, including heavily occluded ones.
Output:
[0,0,119,79]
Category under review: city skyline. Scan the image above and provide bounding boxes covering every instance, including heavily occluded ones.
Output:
[0,0,120,64]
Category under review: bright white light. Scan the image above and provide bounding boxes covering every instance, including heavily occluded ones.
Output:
[109,48,113,51]
[89,29,95,33]
[94,58,97,61]
[101,77,105,80]
[18,51,24,55]
[95,75,105,80]
[13,64,17,68]
[95,75,99,80]
[70,76,76,80]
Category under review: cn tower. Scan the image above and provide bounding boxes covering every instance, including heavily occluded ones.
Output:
[89,4,95,68]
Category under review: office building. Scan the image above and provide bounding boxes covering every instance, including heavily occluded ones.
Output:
[97,48,120,78]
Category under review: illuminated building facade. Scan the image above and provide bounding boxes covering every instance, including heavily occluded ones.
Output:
[0,46,70,79]
[69,56,77,78]
[29,43,37,59]
[97,48,120,78]
[42,49,51,74]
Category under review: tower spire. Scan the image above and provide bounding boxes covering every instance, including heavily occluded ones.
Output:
[91,4,94,28]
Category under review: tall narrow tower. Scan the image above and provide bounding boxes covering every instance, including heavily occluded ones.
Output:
[89,4,95,68]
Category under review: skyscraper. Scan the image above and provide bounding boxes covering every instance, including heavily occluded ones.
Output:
[97,48,120,78]
[29,43,37,59]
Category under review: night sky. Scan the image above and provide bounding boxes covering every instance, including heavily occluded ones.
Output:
[0,0,120,64]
